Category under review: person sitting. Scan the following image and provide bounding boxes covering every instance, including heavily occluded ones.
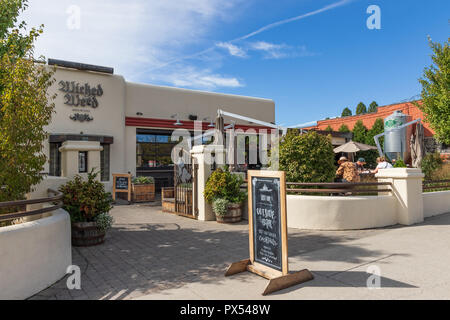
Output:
[336,156,359,182]
[355,157,366,174]
[371,156,393,174]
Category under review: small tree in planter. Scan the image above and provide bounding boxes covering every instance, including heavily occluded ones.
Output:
[59,170,114,246]
[132,176,155,202]
[204,168,247,223]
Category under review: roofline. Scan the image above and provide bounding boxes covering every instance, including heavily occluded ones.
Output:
[125,81,274,103]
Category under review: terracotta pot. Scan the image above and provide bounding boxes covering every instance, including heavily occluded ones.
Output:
[216,203,242,223]
[71,221,105,247]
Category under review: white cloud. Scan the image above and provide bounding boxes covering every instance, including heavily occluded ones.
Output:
[216,42,247,58]
[150,66,244,90]
[249,41,314,59]
[20,0,245,89]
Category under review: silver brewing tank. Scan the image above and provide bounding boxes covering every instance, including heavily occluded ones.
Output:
[384,110,410,161]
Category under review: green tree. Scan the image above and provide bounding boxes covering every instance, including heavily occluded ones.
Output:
[417,37,450,144]
[352,120,368,143]
[341,107,352,117]
[279,131,335,183]
[365,118,384,146]
[324,125,333,131]
[368,101,378,113]
[338,124,350,133]
[0,0,55,203]
[356,102,367,115]
[358,118,384,167]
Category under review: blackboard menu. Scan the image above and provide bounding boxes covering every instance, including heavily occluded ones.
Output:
[251,176,282,271]
[115,176,129,190]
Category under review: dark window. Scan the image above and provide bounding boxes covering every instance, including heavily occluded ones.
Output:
[78,151,88,173]
[49,142,61,176]
[100,144,110,181]
[136,132,183,169]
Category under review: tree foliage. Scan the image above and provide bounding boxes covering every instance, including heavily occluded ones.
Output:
[324,125,333,131]
[356,118,384,168]
[368,101,378,113]
[341,107,352,117]
[365,118,384,146]
[279,131,335,183]
[338,124,350,133]
[417,37,450,144]
[421,152,443,180]
[352,120,368,143]
[356,102,367,115]
[0,0,55,202]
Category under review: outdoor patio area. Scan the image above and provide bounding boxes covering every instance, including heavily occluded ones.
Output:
[29,204,450,300]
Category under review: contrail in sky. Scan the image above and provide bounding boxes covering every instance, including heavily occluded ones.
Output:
[145,0,353,73]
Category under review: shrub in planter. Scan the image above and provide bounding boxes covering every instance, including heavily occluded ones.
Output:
[59,170,114,246]
[393,159,407,168]
[205,168,246,223]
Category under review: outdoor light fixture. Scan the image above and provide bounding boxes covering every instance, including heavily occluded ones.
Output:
[136,112,143,116]
[171,114,182,126]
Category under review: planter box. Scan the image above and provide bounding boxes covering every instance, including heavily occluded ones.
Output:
[132,183,155,202]
[216,203,242,223]
[162,187,175,212]
[71,222,105,247]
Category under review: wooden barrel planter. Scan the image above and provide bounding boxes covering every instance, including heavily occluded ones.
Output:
[71,222,105,247]
[216,203,242,223]
[132,183,155,202]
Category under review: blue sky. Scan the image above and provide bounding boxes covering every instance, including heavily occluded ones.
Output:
[23,0,449,126]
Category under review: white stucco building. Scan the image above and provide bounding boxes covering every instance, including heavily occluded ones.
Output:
[44,59,275,191]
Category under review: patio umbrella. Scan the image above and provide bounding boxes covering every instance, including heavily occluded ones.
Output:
[333,140,378,153]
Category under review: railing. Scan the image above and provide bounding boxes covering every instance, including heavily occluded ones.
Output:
[422,179,450,192]
[286,182,392,195]
[0,188,63,222]
[241,179,391,196]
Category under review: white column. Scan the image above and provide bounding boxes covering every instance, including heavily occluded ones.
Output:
[376,168,424,225]
[59,141,103,180]
[190,144,226,221]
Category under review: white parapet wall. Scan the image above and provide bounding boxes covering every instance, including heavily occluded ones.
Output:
[0,209,72,300]
[287,195,398,230]
[423,191,450,218]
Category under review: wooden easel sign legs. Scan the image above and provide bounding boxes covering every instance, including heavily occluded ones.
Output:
[225,259,313,296]
[226,170,313,295]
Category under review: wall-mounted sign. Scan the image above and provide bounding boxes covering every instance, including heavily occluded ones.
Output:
[70,113,93,122]
[225,170,313,295]
[59,81,103,108]
[112,173,131,203]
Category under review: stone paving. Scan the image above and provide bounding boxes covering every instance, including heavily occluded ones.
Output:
[29,203,388,300]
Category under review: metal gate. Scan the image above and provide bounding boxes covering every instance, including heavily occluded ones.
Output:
[174,156,198,218]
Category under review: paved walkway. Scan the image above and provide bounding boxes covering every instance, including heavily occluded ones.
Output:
[30,205,450,300]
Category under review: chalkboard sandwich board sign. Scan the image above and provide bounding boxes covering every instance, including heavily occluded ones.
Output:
[112,173,131,203]
[225,170,313,295]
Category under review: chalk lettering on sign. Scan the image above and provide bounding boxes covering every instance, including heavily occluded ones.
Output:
[252,176,282,271]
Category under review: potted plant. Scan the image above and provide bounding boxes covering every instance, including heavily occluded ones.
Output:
[132,176,155,202]
[204,168,247,223]
[59,170,114,246]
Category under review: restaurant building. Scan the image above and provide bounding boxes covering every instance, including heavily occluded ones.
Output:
[303,101,450,160]
[43,59,275,191]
